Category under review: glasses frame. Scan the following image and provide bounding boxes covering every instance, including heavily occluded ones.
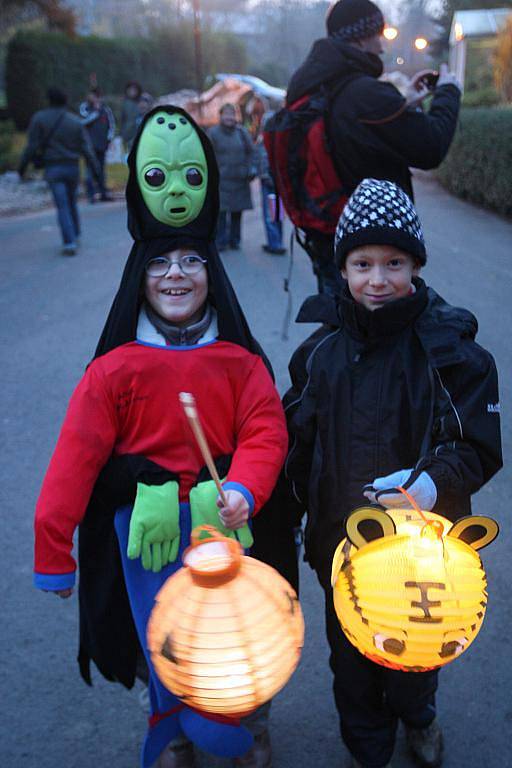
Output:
[145,254,208,278]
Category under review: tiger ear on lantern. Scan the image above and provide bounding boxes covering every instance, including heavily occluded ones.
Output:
[331,537,352,587]
[447,515,499,551]
[346,506,396,550]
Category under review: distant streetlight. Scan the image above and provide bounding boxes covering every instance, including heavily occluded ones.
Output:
[383,26,398,41]
[192,0,204,94]
[414,37,428,51]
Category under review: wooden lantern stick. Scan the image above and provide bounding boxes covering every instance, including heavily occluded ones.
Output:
[179,392,229,508]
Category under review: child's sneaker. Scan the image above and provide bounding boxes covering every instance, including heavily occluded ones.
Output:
[157,741,196,768]
[233,729,272,767]
[405,719,443,768]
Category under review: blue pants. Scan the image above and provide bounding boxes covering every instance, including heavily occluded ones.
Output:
[261,181,283,251]
[114,504,253,767]
[45,163,80,245]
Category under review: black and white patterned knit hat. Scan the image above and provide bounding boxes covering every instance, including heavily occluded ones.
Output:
[326,0,384,42]
[334,179,427,267]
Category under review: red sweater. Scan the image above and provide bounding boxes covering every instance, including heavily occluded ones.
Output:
[35,340,287,577]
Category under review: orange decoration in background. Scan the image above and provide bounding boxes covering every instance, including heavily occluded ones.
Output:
[148,526,304,716]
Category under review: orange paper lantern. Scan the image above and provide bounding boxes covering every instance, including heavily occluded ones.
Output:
[147,527,304,716]
[332,506,499,672]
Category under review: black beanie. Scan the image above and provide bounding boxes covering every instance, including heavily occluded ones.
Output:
[326,0,384,41]
[334,179,427,267]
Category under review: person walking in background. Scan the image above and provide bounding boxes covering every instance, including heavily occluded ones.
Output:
[135,92,155,130]
[256,121,286,256]
[120,80,142,152]
[208,103,254,252]
[18,87,100,256]
[282,0,461,294]
[79,86,115,203]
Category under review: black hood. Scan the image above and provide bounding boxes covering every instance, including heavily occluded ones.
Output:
[94,104,272,372]
[126,104,219,242]
[287,37,383,104]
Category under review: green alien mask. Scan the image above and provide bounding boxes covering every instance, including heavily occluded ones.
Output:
[136,111,208,227]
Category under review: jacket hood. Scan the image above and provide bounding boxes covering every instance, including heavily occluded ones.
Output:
[94,105,272,371]
[287,38,383,104]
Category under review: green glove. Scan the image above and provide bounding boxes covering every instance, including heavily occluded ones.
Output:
[190,479,254,549]
[127,480,180,572]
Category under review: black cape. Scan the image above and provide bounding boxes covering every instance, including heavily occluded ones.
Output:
[77,106,297,689]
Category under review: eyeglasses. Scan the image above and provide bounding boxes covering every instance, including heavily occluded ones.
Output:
[145,254,207,277]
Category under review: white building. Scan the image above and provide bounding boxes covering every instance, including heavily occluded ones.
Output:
[449,8,512,90]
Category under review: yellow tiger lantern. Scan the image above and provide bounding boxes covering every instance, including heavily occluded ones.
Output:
[331,506,499,672]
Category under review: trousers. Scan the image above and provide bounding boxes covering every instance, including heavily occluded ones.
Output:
[217,210,242,249]
[300,232,342,296]
[318,568,438,768]
[45,162,80,245]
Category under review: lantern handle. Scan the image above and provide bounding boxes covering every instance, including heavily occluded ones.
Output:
[191,524,233,547]
[179,392,229,508]
[374,485,434,526]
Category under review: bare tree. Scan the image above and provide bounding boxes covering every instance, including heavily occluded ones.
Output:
[1,0,76,35]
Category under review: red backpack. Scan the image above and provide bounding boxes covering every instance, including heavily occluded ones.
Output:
[263,86,352,235]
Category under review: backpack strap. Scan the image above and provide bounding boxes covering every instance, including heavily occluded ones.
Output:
[38,110,67,155]
[321,73,363,191]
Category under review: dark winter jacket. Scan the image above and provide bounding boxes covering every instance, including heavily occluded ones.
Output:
[18,107,99,176]
[120,97,140,147]
[208,124,254,211]
[283,280,502,572]
[287,39,461,201]
[79,101,116,152]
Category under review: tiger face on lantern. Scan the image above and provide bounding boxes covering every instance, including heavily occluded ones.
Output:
[331,507,499,672]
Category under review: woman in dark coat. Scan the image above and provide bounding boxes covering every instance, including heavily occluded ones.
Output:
[208,103,254,251]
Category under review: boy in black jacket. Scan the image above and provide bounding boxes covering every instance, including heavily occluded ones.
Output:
[283,179,502,768]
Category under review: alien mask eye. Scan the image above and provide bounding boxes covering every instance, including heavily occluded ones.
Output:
[186,168,203,187]
[145,168,166,187]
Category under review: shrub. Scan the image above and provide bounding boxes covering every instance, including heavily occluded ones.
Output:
[0,120,15,172]
[6,28,247,130]
[436,107,512,217]
[462,87,501,108]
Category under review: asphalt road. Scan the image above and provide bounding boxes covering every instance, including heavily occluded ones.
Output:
[1,175,511,768]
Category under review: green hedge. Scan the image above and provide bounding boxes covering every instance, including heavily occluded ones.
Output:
[6,29,247,130]
[462,87,501,108]
[436,107,512,217]
[0,120,15,172]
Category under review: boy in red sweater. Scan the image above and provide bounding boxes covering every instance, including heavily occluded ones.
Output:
[34,106,287,768]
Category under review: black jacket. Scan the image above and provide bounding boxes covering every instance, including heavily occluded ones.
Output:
[283,280,502,572]
[287,39,461,200]
[79,102,116,152]
[18,107,98,176]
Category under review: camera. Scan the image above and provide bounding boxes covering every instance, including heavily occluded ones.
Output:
[421,72,439,90]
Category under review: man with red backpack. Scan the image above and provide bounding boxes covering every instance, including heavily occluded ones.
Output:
[265,0,461,295]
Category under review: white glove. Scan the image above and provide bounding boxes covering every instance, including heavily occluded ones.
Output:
[364,468,437,511]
